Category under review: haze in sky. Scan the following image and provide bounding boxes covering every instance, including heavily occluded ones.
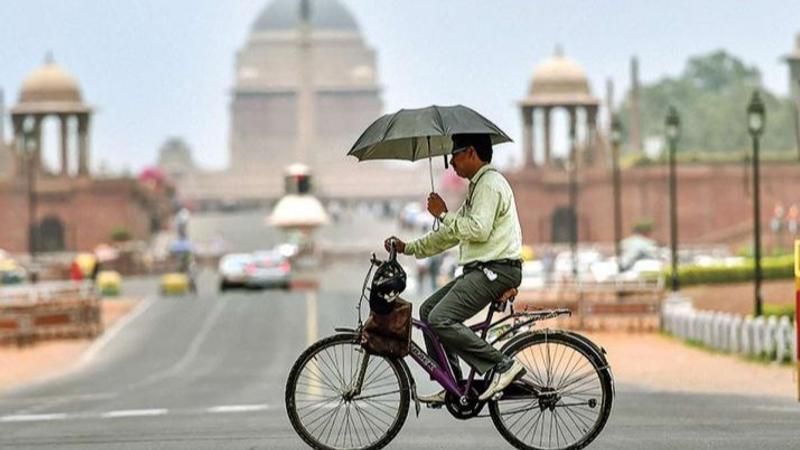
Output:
[1,0,798,173]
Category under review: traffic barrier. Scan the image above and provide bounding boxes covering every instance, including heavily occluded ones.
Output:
[0,282,102,347]
[663,297,797,365]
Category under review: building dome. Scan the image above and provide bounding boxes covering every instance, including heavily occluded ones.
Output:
[19,59,83,104]
[523,48,597,106]
[252,0,359,33]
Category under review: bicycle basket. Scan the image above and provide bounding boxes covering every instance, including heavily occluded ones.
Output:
[360,296,412,358]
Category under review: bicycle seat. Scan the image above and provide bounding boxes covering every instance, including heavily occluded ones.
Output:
[494,288,518,306]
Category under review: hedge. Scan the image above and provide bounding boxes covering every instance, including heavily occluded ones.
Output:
[664,255,795,288]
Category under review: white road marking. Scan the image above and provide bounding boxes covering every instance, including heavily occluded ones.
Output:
[5,297,158,398]
[133,298,227,387]
[756,405,800,413]
[102,409,168,418]
[306,291,318,346]
[0,404,276,424]
[79,295,158,367]
[207,404,269,413]
[0,413,67,422]
[306,291,322,398]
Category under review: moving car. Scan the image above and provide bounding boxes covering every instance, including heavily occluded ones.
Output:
[245,251,291,289]
[218,253,253,291]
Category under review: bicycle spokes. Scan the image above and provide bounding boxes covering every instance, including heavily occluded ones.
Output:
[489,333,612,450]
[287,335,409,450]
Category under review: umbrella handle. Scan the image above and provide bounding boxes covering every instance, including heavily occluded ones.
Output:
[427,136,440,232]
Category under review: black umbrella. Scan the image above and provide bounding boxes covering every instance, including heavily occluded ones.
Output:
[348,105,513,193]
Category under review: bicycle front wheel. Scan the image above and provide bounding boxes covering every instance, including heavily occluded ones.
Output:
[285,333,410,450]
[489,331,613,450]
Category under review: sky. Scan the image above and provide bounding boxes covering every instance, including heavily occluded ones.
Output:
[1,0,799,173]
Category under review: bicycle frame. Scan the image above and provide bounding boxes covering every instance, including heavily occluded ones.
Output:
[406,302,564,400]
[357,252,570,401]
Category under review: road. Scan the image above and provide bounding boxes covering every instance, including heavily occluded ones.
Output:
[1,263,799,449]
[1,209,799,449]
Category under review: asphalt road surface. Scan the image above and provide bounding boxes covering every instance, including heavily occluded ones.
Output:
[1,261,799,450]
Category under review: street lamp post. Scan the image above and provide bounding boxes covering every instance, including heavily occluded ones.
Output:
[665,107,681,292]
[747,91,766,316]
[24,128,39,261]
[569,119,578,279]
[610,115,624,274]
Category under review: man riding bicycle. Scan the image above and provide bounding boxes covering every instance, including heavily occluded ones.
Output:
[385,133,525,404]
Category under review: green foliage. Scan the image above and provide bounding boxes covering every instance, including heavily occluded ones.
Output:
[763,303,796,320]
[663,255,795,288]
[620,50,797,156]
[110,227,133,242]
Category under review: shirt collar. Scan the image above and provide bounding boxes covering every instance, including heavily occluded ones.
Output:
[469,163,494,185]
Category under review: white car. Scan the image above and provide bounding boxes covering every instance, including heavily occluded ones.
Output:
[218,253,253,291]
[246,251,292,289]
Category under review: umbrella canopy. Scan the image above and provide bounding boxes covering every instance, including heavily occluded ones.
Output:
[348,105,512,162]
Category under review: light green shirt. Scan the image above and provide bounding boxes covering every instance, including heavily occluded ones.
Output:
[405,164,522,265]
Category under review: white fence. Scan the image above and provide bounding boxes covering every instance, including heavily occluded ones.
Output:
[662,297,798,363]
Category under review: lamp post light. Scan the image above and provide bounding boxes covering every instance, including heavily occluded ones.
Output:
[747,90,766,316]
[665,106,681,292]
[610,115,624,274]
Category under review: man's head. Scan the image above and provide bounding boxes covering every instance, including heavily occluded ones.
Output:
[449,133,493,179]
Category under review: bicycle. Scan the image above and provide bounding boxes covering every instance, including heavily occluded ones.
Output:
[285,245,614,450]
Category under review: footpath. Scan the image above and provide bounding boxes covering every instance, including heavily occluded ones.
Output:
[0,298,136,391]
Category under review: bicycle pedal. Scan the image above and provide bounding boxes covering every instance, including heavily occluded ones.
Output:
[491,392,504,401]
[425,402,444,409]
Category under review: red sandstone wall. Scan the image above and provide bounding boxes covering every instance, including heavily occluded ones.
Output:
[0,177,167,253]
[507,162,800,247]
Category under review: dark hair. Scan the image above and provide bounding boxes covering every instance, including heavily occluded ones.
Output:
[452,133,493,162]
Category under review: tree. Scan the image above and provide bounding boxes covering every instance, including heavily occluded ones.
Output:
[621,50,796,156]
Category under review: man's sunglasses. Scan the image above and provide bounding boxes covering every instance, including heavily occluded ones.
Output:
[451,146,471,156]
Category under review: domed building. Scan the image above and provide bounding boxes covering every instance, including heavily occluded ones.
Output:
[0,57,172,254]
[10,55,92,177]
[175,0,434,204]
[508,46,800,250]
[518,48,600,168]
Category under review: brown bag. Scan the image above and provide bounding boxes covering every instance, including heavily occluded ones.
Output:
[360,297,412,358]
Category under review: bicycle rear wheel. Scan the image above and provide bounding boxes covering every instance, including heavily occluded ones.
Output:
[285,333,410,450]
[489,331,613,450]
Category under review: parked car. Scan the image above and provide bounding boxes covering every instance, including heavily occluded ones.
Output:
[218,253,253,291]
[246,251,292,289]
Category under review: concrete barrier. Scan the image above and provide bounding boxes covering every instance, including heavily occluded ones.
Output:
[0,282,102,347]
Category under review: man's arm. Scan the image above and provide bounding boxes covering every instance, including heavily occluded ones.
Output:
[405,227,459,259]
[442,182,501,243]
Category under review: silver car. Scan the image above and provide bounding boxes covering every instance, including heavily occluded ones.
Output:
[218,253,253,291]
[245,251,291,289]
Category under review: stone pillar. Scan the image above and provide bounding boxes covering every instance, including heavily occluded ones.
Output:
[11,114,24,176]
[586,106,598,165]
[521,106,534,167]
[568,107,578,170]
[59,114,69,176]
[78,114,90,176]
[543,107,552,165]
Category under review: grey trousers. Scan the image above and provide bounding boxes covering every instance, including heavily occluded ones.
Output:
[420,262,522,378]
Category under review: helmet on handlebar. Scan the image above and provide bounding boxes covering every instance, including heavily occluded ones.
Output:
[369,258,407,315]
